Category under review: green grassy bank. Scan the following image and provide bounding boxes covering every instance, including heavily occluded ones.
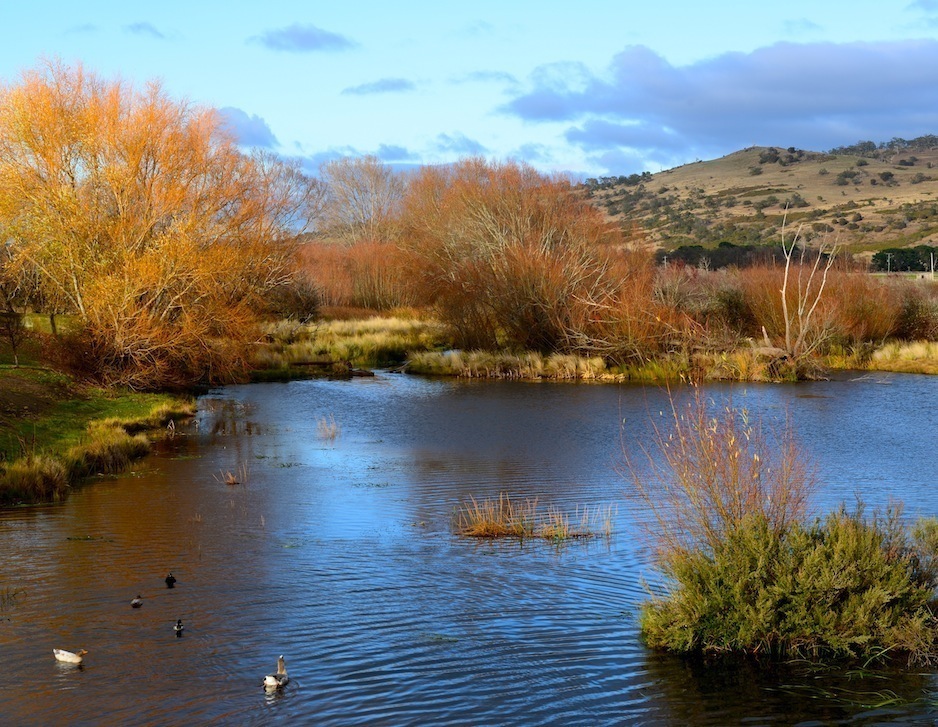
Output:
[0,364,194,506]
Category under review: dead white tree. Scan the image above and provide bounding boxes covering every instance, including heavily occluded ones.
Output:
[778,214,837,360]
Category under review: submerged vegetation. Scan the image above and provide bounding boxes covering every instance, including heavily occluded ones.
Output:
[629,388,938,665]
[455,494,615,542]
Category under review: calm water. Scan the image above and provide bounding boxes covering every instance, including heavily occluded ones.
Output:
[2,372,938,725]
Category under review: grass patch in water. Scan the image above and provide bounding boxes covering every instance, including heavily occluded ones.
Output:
[455,494,614,541]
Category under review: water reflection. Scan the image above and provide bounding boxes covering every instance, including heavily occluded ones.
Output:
[0,372,937,724]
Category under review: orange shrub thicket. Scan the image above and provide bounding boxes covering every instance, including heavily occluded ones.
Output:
[399,157,662,356]
[0,60,319,389]
[297,239,415,312]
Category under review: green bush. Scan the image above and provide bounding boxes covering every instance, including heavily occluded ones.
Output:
[641,508,938,664]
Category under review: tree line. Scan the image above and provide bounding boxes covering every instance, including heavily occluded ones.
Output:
[3,61,938,390]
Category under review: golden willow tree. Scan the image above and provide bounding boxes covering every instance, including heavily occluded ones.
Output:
[0,61,318,389]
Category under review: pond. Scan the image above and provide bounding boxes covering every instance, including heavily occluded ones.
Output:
[2,372,938,725]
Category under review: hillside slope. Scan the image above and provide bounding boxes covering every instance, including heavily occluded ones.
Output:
[589,143,938,259]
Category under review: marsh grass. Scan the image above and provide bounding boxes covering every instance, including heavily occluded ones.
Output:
[455,494,615,541]
[255,315,449,371]
[409,350,611,380]
[63,422,150,479]
[866,340,938,374]
[214,462,250,486]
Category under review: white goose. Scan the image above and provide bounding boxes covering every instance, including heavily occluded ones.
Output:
[53,648,87,665]
[263,655,289,689]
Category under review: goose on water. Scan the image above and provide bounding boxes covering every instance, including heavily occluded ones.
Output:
[263,655,289,689]
[131,594,143,608]
[174,619,185,636]
[165,573,176,588]
[53,648,87,664]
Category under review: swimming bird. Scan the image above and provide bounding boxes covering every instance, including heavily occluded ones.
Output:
[131,594,143,608]
[263,655,289,689]
[53,648,87,664]
[165,573,176,588]
[174,619,184,636]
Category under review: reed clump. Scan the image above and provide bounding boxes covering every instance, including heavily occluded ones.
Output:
[63,422,150,479]
[630,387,938,665]
[455,494,614,541]
[316,414,340,441]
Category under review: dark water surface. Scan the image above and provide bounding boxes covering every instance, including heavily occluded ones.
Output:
[2,372,938,725]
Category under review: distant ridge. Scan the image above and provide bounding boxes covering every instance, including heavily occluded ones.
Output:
[586,135,938,257]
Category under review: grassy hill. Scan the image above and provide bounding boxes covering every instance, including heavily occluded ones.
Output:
[588,141,938,262]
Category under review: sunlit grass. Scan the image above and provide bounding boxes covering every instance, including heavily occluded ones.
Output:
[255,315,450,371]
[455,494,615,541]
[865,340,938,374]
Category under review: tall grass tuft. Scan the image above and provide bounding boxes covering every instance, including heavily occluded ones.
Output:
[317,414,340,441]
[625,386,815,558]
[0,455,68,504]
[456,494,538,538]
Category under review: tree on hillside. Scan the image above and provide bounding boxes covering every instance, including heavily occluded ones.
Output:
[0,60,320,389]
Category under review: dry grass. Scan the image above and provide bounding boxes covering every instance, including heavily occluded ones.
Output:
[624,385,815,559]
[868,340,938,373]
[255,315,448,370]
[214,462,250,486]
[317,414,340,441]
[455,494,615,541]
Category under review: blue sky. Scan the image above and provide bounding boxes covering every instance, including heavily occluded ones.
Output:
[3,1,938,176]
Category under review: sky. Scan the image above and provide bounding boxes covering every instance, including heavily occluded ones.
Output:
[3,1,938,177]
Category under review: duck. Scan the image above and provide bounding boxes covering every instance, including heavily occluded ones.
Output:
[131,594,143,608]
[174,619,185,636]
[165,573,176,588]
[263,655,289,689]
[53,648,87,664]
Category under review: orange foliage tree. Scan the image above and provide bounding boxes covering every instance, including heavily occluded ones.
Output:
[0,60,320,388]
[399,157,660,355]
